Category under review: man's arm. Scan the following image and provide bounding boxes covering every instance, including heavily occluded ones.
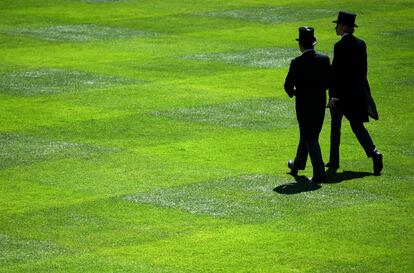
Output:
[329,43,342,108]
[360,40,368,79]
[284,59,296,98]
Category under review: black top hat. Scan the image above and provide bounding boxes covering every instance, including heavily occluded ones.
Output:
[333,11,358,27]
[296,26,317,46]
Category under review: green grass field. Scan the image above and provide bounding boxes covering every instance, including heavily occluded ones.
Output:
[0,0,413,272]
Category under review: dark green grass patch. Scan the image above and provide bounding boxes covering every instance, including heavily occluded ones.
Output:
[7,24,159,42]
[198,6,336,24]
[0,133,119,169]
[25,114,230,148]
[383,77,414,87]
[382,28,414,38]
[115,202,411,273]
[0,198,232,272]
[152,97,296,131]
[0,178,97,215]
[0,151,237,195]
[0,95,125,132]
[127,58,243,81]
[78,0,127,3]
[182,47,297,68]
[0,68,137,96]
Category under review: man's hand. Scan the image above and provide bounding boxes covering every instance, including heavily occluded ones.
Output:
[288,87,296,98]
[328,97,339,108]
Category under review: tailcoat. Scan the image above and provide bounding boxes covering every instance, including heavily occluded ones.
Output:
[331,34,370,122]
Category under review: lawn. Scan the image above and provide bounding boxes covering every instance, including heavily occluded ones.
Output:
[0,0,413,272]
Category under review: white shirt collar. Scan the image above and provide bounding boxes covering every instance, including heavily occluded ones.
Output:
[342,32,350,38]
[301,49,314,55]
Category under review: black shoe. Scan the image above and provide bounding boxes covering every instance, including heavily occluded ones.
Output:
[372,150,383,176]
[287,160,298,176]
[309,176,327,184]
[324,162,339,170]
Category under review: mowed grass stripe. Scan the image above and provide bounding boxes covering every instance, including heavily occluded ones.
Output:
[0,233,70,266]
[0,150,240,196]
[0,0,413,272]
[0,94,127,131]
[0,132,119,169]
[197,5,336,24]
[93,210,404,273]
[0,68,139,96]
[6,24,160,42]
[124,173,391,223]
[181,47,297,68]
[152,97,296,131]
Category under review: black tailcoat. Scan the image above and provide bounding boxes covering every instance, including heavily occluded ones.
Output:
[284,50,331,140]
[331,34,370,122]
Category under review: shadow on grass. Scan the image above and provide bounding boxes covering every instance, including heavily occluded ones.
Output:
[274,170,373,195]
[325,170,372,184]
[273,175,321,195]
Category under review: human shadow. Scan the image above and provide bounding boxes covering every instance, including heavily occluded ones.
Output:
[274,170,372,194]
[325,170,372,184]
[273,174,321,195]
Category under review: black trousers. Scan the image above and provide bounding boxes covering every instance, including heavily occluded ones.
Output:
[328,107,376,166]
[293,109,326,178]
[294,137,326,179]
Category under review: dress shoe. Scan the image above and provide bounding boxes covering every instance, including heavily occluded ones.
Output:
[372,149,383,176]
[324,162,339,170]
[287,160,298,176]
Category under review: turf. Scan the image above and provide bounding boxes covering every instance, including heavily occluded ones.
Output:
[0,0,413,272]
[0,68,137,96]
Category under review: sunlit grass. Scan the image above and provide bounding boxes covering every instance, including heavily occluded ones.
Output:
[152,97,296,130]
[0,0,412,272]
[8,25,159,42]
[182,47,297,68]
[0,68,137,96]
[198,6,336,24]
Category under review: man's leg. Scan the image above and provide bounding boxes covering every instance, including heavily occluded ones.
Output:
[306,140,326,182]
[350,121,383,175]
[349,121,375,156]
[287,136,308,175]
[328,107,343,168]
[294,136,308,170]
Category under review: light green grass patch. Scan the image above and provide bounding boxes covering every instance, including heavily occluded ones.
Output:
[198,6,336,24]
[125,174,387,223]
[0,234,69,266]
[183,47,297,68]
[0,0,412,272]
[152,97,296,131]
[0,133,119,169]
[7,24,159,42]
[0,68,138,96]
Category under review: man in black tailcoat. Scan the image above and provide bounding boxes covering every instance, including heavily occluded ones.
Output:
[284,27,330,183]
[326,11,383,175]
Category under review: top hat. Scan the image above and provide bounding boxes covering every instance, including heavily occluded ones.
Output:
[296,26,317,46]
[333,11,358,27]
